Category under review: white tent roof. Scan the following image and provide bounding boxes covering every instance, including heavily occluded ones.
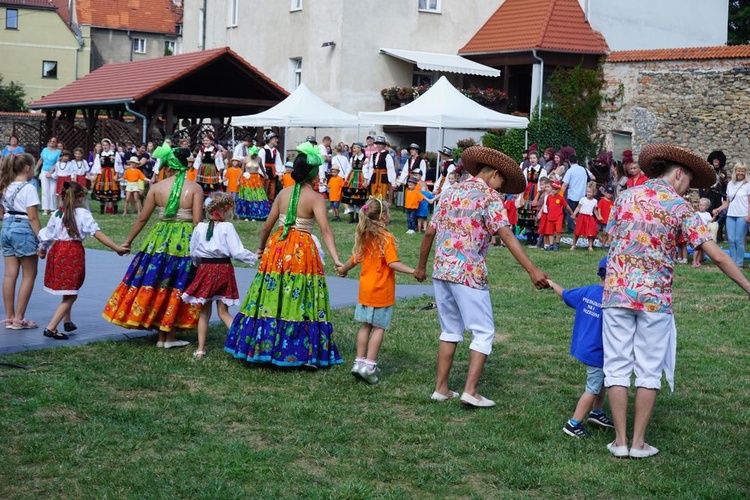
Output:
[358,76,528,130]
[232,83,358,128]
[380,48,501,77]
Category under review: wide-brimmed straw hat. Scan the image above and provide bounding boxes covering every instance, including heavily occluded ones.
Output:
[461,146,526,194]
[638,143,715,189]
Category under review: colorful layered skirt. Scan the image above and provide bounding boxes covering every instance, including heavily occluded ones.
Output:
[197,163,222,195]
[224,227,342,368]
[235,173,271,220]
[44,240,85,295]
[342,169,367,206]
[103,220,200,332]
[91,167,120,202]
[182,261,240,306]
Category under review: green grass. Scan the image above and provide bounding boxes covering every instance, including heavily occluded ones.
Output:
[1,205,748,498]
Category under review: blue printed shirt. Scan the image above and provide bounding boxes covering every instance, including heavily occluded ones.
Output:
[562,284,604,367]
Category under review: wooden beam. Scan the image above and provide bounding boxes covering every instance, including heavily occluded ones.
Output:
[152,92,279,108]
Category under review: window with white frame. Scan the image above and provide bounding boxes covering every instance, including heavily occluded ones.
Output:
[290,58,302,88]
[132,38,147,54]
[418,0,441,13]
[6,8,18,29]
[228,0,239,26]
[164,40,176,55]
[290,0,303,12]
[42,60,58,79]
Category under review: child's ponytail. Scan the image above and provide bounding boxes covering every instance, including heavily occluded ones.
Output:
[59,181,84,240]
[352,198,390,259]
[0,153,35,194]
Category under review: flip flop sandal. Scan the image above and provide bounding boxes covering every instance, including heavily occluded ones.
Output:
[3,319,21,330]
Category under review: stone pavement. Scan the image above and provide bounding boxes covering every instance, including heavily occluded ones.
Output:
[0,249,432,355]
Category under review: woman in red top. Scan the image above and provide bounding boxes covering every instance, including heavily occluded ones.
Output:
[625,162,648,189]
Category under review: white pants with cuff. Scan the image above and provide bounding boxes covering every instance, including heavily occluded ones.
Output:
[434,279,495,355]
[603,307,676,392]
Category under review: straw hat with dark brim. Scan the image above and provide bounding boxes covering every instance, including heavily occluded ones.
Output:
[638,143,715,189]
[461,146,526,194]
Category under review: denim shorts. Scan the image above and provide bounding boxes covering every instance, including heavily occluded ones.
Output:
[585,364,605,394]
[354,303,393,329]
[330,201,340,208]
[1,217,39,257]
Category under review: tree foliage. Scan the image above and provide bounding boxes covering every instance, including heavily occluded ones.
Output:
[0,76,28,112]
[728,0,750,45]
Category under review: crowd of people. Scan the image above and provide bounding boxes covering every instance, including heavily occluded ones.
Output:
[2,131,750,460]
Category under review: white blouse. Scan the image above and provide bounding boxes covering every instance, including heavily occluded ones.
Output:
[726,180,750,217]
[91,151,124,175]
[37,208,100,249]
[189,221,257,265]
[577,197,597,216]
[53,160,89,179]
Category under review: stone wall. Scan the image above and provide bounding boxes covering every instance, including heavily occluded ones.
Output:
[598,58,750,165]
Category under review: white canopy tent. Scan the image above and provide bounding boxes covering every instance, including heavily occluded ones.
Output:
[358,76,529,130]
[232,83,359,128]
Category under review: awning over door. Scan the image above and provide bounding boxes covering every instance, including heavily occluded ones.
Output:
[380,48,501,77]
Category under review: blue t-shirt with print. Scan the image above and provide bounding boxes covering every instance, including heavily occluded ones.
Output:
[417,190,434,217]
[562,284,604,367]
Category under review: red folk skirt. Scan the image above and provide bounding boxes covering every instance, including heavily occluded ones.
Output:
[574,213,599,238]
[44,240,85,295]
[181,260,240,306]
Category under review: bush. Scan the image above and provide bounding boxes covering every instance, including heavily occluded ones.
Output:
[0,76,27,112]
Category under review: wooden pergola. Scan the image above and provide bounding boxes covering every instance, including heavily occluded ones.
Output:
[29,47,288,150]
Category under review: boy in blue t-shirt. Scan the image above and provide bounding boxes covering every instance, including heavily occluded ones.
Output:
[548,257,614,438]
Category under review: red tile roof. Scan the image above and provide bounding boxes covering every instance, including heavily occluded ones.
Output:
[460,0,609,55]
[607,45,750,63]
[0,0,55,8]
[74,0,182,34]
[29,47,288,109]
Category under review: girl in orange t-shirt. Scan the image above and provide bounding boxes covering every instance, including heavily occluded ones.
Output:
[122,157,150,215]
[336,198,417,384]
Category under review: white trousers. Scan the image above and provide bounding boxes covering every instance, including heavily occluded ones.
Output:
[434,279,495,355]
[39,173,57,212]
[603,308,676,391]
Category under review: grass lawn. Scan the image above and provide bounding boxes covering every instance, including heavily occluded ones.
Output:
[1,203,748,498]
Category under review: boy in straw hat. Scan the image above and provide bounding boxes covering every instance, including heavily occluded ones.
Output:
[602,143,750,459]
[415,146,549,408]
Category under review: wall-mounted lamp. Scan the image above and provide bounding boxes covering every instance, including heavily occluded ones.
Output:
[321,41,336,47]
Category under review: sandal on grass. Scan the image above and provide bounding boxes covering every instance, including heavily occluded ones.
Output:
[43,328,69,340]
[193,350,206,359]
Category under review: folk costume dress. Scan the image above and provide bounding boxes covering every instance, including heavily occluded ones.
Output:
[194,145,224,196]
[102,145,200,332]
[341,152,367,207]
[259,145,283,202]
[517,164,544,244]
[38,208,99,295]
[434,159,456,196]
[224,142,343,368]
[235,155,271,220]
[182,220,257,306]
[91,150,123,203]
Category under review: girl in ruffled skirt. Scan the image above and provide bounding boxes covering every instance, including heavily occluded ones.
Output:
[182,193,257,358]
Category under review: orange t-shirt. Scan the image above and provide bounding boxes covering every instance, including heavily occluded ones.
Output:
[282,172,295,188]
[328,176,344,202]
[123,168,146,182]
[224,166,242,193]
[186,168,197,182]
[353,232,399,307]
[404,187,425,210]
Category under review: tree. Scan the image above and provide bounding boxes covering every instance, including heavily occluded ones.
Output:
[0,76,28,112]
[728,0,750,45]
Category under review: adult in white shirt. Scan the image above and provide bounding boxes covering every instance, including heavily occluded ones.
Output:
[712,162,750,267]
[396,143,428,186]
[258,132,284,201]
[330,146,351,179]
[232,135,254,162]
[434,146,457,195]
[561,154,593,231]
[363,136,395,199]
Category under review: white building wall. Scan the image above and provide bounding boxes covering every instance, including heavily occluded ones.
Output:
[582,0,728,51]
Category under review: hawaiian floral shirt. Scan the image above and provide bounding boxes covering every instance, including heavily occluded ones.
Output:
[604,178,712,313]
[430,176,508,290]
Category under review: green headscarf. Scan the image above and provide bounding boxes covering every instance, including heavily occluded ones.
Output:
[248,145,260,157]
[153,143,189,218]
[280,141,323,240]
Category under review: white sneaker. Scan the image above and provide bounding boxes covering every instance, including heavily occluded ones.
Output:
[430,390,459,401]
[459,392,495,408]
[406,229,415,234]
[351,361,363,379]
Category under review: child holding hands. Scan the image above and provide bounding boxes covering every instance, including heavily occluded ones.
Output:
[182,193,257,358]
[337,198,416,384]
[37,182,128,339]
[571,182,599,252]
[547,258,614,438]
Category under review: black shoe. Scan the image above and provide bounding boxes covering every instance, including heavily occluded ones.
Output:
[563,422,590,438]
[419,302,437,311]
[587,412,614,429]
[43,328,69,340]
[63,321,77,332]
